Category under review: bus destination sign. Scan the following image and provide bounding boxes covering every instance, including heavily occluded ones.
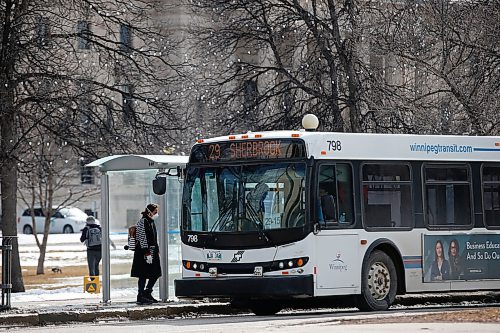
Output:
[190,139,306,163]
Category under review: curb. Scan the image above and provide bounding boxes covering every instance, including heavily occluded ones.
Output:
[78,309,129,322]
[0,303,239,327]
[2,292,499,327]
[0,313,39,326]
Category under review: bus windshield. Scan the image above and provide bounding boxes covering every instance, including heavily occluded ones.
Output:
[183,162,306,233]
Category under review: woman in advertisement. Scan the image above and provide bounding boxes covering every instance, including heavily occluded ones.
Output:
[431,239,450,281]
[448,239,464,280]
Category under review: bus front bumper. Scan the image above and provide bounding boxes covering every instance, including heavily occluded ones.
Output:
[175,275,314,298]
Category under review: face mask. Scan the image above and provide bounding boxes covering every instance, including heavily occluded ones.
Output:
[152,213,159,220]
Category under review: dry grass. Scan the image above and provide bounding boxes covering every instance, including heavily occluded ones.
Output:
[413,308,500,322]
[22,265,89,289]
[345,308,500,324]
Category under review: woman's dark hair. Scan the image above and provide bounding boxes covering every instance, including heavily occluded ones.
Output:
[448,239,459,257]
[141,203,159,216]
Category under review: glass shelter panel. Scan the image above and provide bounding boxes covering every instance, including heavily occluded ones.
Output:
[108,170,183,299]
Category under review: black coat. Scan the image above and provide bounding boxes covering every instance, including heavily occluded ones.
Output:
[130,216,162,279]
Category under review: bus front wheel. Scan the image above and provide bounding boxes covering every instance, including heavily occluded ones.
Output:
[358,250,397,311]
[248,301,282,316]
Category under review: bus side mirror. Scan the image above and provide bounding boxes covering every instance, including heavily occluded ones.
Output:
[152,177,166,195]
[153,167,183,195]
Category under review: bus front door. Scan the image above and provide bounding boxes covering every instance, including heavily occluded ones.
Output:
[315,234,360,290]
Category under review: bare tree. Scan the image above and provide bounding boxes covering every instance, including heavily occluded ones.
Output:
[183,0,374,135]
[0,0,187,291]
[184,0,498,137]
[17,129,100,275]
[370,0,500,135]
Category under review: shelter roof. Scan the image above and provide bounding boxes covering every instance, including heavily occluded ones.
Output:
[86,155,188,172]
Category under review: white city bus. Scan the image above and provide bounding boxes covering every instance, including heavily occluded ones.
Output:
[175,115,500,315]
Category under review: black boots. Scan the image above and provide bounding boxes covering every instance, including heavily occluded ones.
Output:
[136,289,159,305]
[136,291,153,305]
[144,288,159,303]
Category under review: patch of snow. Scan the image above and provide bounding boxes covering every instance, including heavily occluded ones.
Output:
[8,232,181,305]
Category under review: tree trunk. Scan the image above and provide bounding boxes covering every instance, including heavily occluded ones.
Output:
[36,215,51,274]
[36,171,54,275]
[0,85,25,292]
[0,0,25,293]
[36,241,47,275]
[0,166,24,291]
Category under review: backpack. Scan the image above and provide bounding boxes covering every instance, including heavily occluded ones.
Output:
[87,226,102,247]
[125,225,137,251]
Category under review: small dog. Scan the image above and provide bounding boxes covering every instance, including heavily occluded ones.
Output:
[51,266,62,274]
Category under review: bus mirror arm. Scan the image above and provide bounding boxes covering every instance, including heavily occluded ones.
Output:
[313,222,321,234]
[177,166,185,180]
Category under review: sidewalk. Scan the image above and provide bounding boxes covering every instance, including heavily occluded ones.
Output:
[0,297,236,326]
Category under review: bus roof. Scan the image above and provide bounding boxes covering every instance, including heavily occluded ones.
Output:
[195,130,500,162]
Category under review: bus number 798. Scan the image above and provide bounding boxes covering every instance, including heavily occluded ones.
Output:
[327,140,342,151]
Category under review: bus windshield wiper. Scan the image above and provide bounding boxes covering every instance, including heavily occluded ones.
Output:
[203,200,233,248]
[245,202,271,244]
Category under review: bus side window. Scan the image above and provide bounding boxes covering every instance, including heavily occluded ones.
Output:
[424,164,472,228]
[483,165,500,228]
[318,163,354,227]
[361,163,412,229]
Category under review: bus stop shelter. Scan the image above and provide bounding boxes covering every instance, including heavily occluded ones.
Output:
[87,155,188,303]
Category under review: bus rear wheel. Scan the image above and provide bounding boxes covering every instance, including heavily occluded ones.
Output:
[358,250,397,311]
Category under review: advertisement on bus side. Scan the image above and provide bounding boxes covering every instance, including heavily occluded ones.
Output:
[423,234,500,282]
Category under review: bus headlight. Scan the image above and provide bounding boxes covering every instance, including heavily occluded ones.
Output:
[272,257,309,271]
[182,257,309,274]
[183,260,208,272]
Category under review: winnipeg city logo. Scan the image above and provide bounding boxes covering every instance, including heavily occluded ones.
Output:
[231,250,245,262]
[206,251,222,261]
[329,252,348,272]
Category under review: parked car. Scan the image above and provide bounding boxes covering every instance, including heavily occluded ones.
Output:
[17,207,90,234]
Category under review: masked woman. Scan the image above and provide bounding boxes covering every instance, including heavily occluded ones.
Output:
[131,203,162,305]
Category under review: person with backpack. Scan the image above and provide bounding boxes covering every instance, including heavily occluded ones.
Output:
[130,203,162,305]
[80,215,102,277]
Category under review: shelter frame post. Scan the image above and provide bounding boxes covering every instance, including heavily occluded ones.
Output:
[158,191,169,301]
[101,171,111,303]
